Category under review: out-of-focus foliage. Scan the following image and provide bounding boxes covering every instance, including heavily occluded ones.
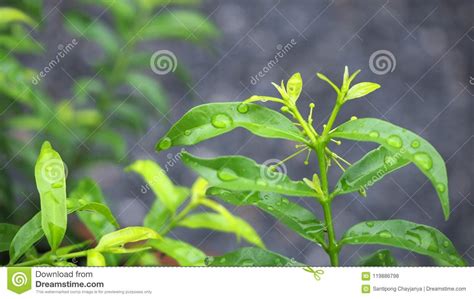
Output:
[0,1,218,222]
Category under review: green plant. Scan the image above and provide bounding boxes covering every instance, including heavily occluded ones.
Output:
[155,67,466,266]
[0,141,262,266]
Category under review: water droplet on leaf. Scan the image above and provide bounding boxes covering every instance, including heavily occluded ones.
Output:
[184,130,191,136]
[387,135,403,148]
[411,139,420,148]
[378,230,392,238]
[158,137,172,150]
[369,130,379,138]
[366,221,374,228]
[413,152,433,170]
[217,168,238,181]
[211,113,233,128]
[237,103,249,114]
[436,183,446,193]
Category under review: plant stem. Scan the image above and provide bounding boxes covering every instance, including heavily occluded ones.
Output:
[290,101,340,266]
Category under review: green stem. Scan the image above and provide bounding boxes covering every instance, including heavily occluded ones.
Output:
[290,101,341,266]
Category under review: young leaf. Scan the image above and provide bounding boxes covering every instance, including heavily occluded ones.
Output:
[207,188,326,245]
[87,250,106,266]
[316,72,340,94]
[95,227,161,252]
[139,10,219,43]
[0,8,36,27]
[0,224,19,252]
[34,141,67,250]
[286,73,303,102]
[69,178,118,239]
[9,213,43,264]
[330,118,450,219]
[127,160,189,214]
[182,153,317,197]
[206,247,305,266]
[340,220,465,266]
[358,249,397,266]
[332,146,410,196]
[156,102,307,151]
[178,212,264,248]
[345,82,380,101]
[148,237,206,266]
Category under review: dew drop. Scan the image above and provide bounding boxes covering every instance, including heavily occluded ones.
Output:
[411,139,420,148]
[350,116,358,121]
[211,113,233,129]
[366,221,374,228]
[204,256,214,265]
[237,103,249,114]
[413,152,433,170]
[387,135,403,148]
[378,230,393,238]
[184,129,192,136]
[442,240,450,248]
[51,182,63,188]
[217,168,238,181]
[436,183,446,193]
[368,130,379,138]
[157,137,172,150]
[281,198,289,205]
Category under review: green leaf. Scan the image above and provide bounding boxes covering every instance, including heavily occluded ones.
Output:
[330,118,450,219]
[156,102,307,151]
[345,82,380,101]
[182,153,317,197]
[87,250,106,266]
[207,188,326,245]
[126,160,189,214]
[95,227,161,252]
[333,146,410,196]
[0,224,19,252]
[340,220,465,266]
[139,10,219,43]
[69,178,118,239]
[178,212,264,248]
[286,73,303,102]
[34,141,67,250]
[148,237,206,266]
[316,72,340,94]
[358,249,398,266]
[64,13,119,56]
[206,247,305,266]
[0,7,35,27]
[9,212,43,264]
[126,73,168,112]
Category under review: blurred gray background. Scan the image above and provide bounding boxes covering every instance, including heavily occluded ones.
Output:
[27,0,473,265]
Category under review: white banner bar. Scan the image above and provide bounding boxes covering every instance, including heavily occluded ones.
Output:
[1,267,472,298]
